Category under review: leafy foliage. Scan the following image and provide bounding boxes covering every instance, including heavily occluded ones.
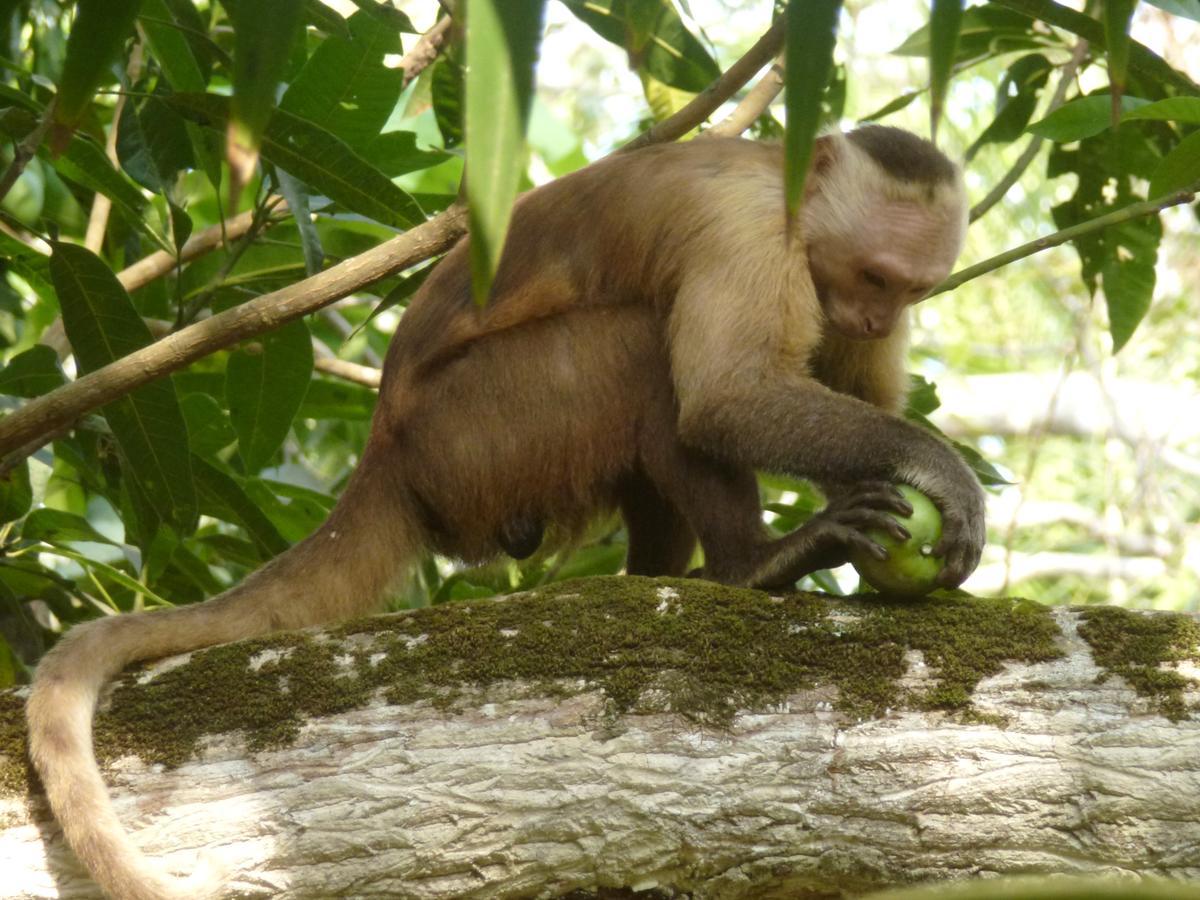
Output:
[0,0,1195,683]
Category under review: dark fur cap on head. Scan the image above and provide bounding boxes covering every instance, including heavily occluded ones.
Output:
[846,125,958,185]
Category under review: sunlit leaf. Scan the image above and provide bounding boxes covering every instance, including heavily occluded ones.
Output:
[23,508,116,545]
[1028,94,1151,142]
[1122,97,1200,123]
[784,0,842,216]
[465,0,546,304]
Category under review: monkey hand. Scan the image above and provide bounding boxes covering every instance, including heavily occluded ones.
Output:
[920,468,986,589]
[745,482,915,589]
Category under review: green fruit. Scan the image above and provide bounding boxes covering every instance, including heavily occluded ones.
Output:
[849,484,944,597]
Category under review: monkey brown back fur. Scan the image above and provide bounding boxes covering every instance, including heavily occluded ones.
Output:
[27,129,984,900]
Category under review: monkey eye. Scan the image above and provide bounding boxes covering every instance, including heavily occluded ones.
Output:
[860,269,887,290]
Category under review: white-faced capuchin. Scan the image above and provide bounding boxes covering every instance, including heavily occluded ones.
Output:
[27,125,984,900]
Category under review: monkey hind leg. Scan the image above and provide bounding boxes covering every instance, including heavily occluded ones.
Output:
[618,471,696,576]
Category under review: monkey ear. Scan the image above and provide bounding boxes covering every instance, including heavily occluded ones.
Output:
[807,135,840,184]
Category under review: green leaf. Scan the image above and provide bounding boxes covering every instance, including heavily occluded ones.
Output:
[55,0,141,127]
[859,88,924,124]
[1122,97,1200,123]
[227,319,314,473]
[560,0,721,92]
[138,0,209,93]
[23,508,116,545]
[465,0,546,304]
[893,5,1050,60]
[431,56,465,149]
[49,242,197,532]
[929,0,964,140]
[965,53,1051,161]
[359,131,451,178]
[304,0,350,37]
[1027,94,1152,141]
[0,461,31,524]
[39,545,173,607]
[227,0,305,180]
[168,93,424,228]
[117,94,194,193]
[1104,0,1136,122]
[280,9,404,151]
[360,264,433,329]
[1102,217,1161,352]
[0,346,66,398]
[784,0,842,216]
[179,391,237,457]
[1149,129,1200,198]
[192,456,289,556]
[298,377,377,420]
[347,0,417,33]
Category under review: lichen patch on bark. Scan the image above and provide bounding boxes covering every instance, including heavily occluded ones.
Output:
[0,577,1064,798]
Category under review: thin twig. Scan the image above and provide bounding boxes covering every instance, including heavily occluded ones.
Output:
[969,40,1089,223]
[0,101,55,207]
[84,43,144,252]
[401,15,452,89]
[622,17,785,152]
[933,180,1199,297]
[315,357,381,388]
[702,60,784,139]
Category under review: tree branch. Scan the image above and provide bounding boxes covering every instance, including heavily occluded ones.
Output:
[702,60,784,139]
[401,15,452,88]
[969,40,1088,223]
[0,205,468,460]
[933,180,1200,297]
[622,17,785,152]
[0,102,54,207]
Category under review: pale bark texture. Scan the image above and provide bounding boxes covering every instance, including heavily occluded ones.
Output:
[2,580,1199,899]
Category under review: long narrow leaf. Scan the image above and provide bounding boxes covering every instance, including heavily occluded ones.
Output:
[1148,131,1200,198]
[49,243,197,533]
[784,0,842,217]
[55,0,141,128]
[465,0,546,305]
[1104,0,1136,124]
[227,0,304,190]
[929,0,964,142]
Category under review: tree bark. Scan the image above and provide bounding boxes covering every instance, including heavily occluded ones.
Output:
[2,579,1199,899]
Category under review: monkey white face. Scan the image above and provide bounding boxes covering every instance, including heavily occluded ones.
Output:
[802,135,967,342]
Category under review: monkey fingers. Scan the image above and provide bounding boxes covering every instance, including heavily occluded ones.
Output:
[822,481,913,523]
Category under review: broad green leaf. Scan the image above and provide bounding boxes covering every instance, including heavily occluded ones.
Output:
[1027,94,1152,141]
[784,0,842,216]
[0,461,31,524]
[929,0,964,140]
[23,508,116,545]
[1123,97,1200,123]
[138,0,209,93]
[55,0,141,128]
[965,54,1052,160]
[0,346,66,398]
[1149,130,1200,198]
[465,0,546,304]
[431,56,465,149]
[117,94,195,193]
[1104,0,1136,123]
[169,93,424,228]
[299,377,377,420]
[227,319,314,473]
[359,131,451,178]
[1102,217,1160,352]
[347,0,417,32]
[227,0,304,186]
[280,9,404,151]
[560,0,721,92]
[245,478,327,541]
[49,242,197,533]
[192,456,289,556]
[179,391,237,458]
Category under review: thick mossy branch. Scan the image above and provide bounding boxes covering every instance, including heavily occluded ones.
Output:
[1,578,1071,799]
[1078,606,1200,721]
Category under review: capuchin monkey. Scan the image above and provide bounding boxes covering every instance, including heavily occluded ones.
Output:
[27,125,983,899]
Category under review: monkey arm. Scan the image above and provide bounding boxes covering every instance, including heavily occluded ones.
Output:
[667,266,985,588]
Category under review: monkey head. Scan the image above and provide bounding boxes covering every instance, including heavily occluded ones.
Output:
[801,126,968,342]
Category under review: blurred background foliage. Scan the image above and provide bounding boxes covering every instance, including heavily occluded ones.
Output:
[0,0,1196,687]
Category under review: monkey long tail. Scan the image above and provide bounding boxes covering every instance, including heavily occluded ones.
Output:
[26,453,417,900]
